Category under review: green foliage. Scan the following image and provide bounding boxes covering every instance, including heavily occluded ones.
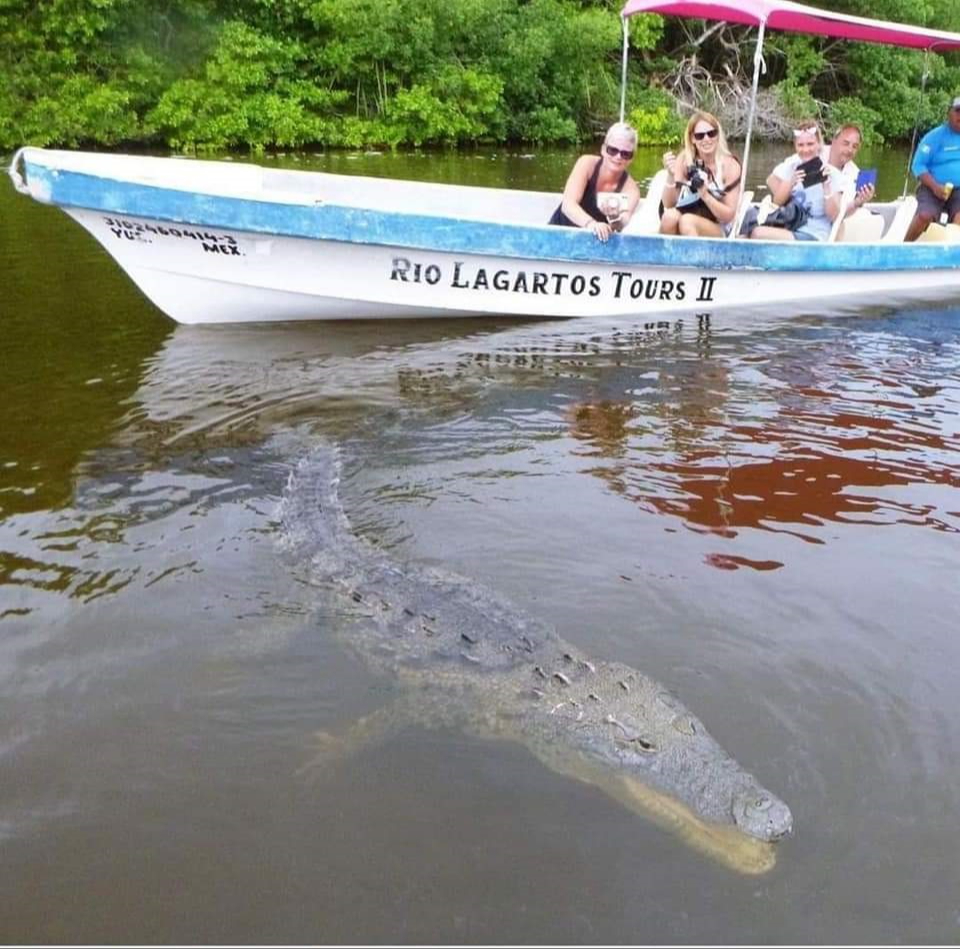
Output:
[3,0,960,151]
[148,21,347,149]
[772,78,821,126]
[627,12,666,51]
[627,87,685,144]
[521,107,579,143]
[20,77,142,147]
[844,45,943,141]
[385,67,504,146]
[0,0,221,149]
[777,36,826,84]
[825,97,886,145]
[497,0,623,140]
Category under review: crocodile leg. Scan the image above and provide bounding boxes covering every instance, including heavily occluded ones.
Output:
[297,702,406,780]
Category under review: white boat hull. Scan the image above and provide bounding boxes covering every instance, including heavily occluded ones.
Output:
[12,148,960,324]
[60,207,960,324]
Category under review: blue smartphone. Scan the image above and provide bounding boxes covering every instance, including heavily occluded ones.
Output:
[856,168,878,190]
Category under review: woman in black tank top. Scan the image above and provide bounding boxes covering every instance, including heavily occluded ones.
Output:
[549,122,642,242]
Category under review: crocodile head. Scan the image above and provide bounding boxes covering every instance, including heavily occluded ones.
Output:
[508,657,793,864]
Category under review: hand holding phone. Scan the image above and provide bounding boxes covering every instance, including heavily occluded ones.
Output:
[855,168,878,191]
[797,156,826,187]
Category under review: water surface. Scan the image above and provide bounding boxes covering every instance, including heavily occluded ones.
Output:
[1,147,959,944]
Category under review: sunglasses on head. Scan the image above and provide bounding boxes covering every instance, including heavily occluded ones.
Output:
[693,128,718,141]
[605,144,635,160]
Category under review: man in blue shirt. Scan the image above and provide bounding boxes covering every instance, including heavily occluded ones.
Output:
[906,97,960,240]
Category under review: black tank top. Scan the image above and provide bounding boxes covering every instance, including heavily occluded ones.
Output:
[549,159,629,227]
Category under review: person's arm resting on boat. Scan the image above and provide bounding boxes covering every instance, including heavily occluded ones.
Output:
[559,155,612,238]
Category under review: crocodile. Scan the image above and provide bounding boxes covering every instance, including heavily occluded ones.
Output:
[280,443,793,874]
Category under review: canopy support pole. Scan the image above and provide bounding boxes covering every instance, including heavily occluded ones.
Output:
[902,49,931,199]
[619,14,630,123]
[729,20,766,237]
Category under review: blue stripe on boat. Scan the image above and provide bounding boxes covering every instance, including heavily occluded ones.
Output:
[26,161,960,273]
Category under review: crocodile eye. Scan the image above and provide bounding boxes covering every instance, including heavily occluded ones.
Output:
[751,796,773,812]
[615,735,658,753]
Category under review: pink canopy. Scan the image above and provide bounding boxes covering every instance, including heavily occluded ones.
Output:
[621,0,960,51]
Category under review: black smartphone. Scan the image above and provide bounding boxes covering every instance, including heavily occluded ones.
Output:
[797,156,826,187]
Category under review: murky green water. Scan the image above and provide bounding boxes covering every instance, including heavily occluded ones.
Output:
[1,145,959,944]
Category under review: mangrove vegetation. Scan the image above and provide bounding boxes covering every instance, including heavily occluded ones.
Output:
[2,0,960,151]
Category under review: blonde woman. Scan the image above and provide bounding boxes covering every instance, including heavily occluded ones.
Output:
[660,112,742,237]
[748,120,845,241]
[549,122,642,242]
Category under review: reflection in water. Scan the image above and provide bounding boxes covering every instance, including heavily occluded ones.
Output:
[420,312,960,571]
[0,175,171,517]
[582,329,959,565]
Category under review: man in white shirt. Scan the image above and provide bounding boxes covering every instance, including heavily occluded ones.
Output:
[821,124,875,213]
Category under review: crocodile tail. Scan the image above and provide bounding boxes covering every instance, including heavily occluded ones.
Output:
[278,441,352,575]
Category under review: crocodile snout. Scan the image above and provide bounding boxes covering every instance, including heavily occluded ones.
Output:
[733,791,794,842]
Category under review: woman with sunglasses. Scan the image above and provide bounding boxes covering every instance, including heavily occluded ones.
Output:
[660,112,742,237]
[549,122,641,242]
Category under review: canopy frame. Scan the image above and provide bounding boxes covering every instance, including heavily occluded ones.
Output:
[618,0,960,233]
[621,0,960,52]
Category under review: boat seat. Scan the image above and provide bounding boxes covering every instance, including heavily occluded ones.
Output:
[880,196,918,242]
[916,221,960,242]
[837,208,885,242]
[623,169,668,235]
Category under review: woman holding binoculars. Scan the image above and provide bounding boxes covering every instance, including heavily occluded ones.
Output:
[660,112,742,238]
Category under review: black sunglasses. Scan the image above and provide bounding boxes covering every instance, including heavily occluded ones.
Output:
[605,144,635,160]
[693,128,719,141]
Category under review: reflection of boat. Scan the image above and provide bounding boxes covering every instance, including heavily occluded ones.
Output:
[8,0,960,325]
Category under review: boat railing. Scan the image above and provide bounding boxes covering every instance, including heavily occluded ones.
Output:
[826,192,852,242]
[730,190,755,238]
[879,197,918,242]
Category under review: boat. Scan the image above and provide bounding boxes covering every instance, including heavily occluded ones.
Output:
[8,0,960,325]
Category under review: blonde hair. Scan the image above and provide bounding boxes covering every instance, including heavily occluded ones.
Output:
[680,111,732,170]
[604,121,638,149]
